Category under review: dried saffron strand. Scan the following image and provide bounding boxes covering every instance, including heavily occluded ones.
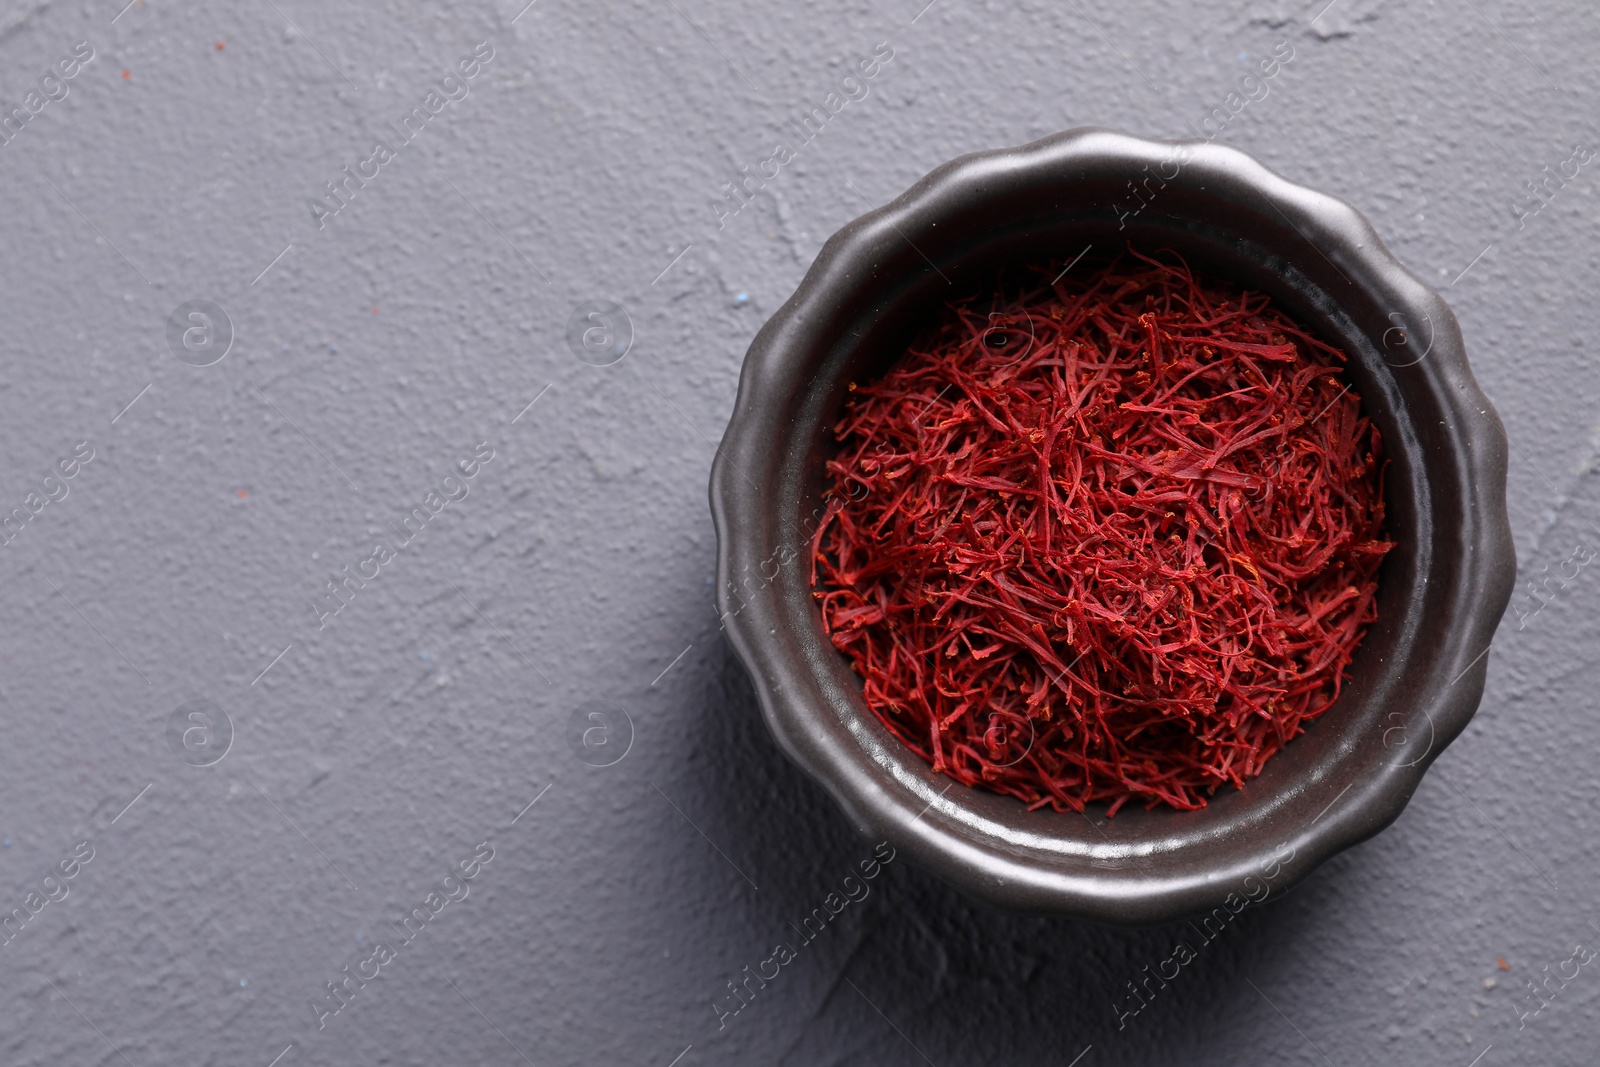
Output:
[812,250,1393,815]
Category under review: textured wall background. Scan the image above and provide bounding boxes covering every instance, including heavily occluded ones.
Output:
[0,0,1595,1064]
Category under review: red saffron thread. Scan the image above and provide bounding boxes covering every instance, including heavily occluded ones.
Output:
[811,249,1394,815]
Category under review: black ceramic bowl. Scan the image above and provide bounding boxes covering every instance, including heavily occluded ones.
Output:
[710,128,1513,923]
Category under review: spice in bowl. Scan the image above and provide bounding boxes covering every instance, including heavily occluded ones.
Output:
[810,249,1394,815]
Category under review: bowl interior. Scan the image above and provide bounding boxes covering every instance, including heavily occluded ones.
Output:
[763,167,1454,859]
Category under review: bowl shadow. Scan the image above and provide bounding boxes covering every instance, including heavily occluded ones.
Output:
[691,634,1338,1067]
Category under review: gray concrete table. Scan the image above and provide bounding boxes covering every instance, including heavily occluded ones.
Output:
[0,0,1593,1064]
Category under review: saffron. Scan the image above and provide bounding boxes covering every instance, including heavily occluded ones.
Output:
[811,249,1393,815]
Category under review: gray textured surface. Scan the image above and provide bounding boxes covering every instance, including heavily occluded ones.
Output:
[0,0,1593,1064]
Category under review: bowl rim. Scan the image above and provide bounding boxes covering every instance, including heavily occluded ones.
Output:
[710,126,1514,922]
